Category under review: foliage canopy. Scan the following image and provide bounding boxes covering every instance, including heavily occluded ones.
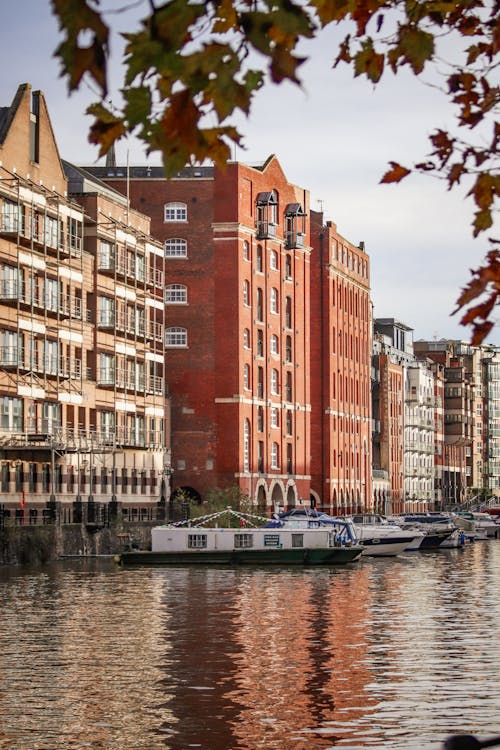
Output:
[50,0,499,341]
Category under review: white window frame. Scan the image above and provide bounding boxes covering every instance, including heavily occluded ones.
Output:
[165,327,188,347]
[243,364,250,390]
[164,202,187,222]
[165,284,188,304]
[270,407,279,429]
[165,238,187,258]
[243,328,250,349]
[269,249,278,270]
[271,369,279,395]
[270,334,279,356]
[243,279,250,306]
[271,442,279,469]
[270,287,279,314]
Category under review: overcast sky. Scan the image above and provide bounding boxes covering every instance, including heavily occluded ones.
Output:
[1,0,496,344]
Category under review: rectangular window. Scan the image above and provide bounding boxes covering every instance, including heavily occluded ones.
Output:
[234,533,253,549]
[0,397,23,431]
[99,241,114,270]
[292,533,304,548]
[188,534,207,549]
[44,216,60,248]
[44,278,60,312]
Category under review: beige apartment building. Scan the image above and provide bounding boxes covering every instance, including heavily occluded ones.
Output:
[0,84,170,526]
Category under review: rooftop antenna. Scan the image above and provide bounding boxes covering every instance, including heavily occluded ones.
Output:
[105,142,116,168]
[317,198,324,213]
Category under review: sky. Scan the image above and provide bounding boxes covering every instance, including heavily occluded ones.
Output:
[1,0,496,344]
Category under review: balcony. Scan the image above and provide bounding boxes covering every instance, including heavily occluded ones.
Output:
[285,231,304,250]
[256,221,277,240]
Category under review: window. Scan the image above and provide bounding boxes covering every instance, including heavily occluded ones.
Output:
[99,296,115,327]
[286,410,293,436]
[243,279,250,306]
[0,330,22,366]
[292,533,304,548]
[99,353,115,385]
[165,327,187,347]
[1,264,23,300]
[43,340,58,375]
[0,397,23,431]
[270,334,279,356]
[243,240,250,261]
[44,278,60,312]
[270,288,279,314]
[285,254,292,279]
[100,410,115,439]
[243,328,250,349]
[165,238,187,258]
[258,367,264,398]
[1,200,24,233]
[243,364,250,390]
[99,241,114,270]
[257,288,264,322]
[41,402,61,434]
[285,372,292,402]
[270,407,279,428]
[188,534,207,548]
[285,336,292,363]
[271,369,279,395]
[256,245,263,273]
[257,406,264,432]
[271,442,279,469]
[44,216,60,248]
[270,249,278,270]
[164,202,187,222]
[257,329,264,357]
[285,297,292,328]
[235,533,253,548]
[165,284,187,303]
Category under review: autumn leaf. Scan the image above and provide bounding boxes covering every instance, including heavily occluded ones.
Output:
[354,39,384,82]
[87,103,126,156]
[380,162,411,183]
[397,25,434,74]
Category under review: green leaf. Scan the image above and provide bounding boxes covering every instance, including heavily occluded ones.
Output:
[398,25,434,74]
[354,39,384,82]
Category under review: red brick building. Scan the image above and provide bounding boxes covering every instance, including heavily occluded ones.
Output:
[310,213,372,513]
[90,156,311,510]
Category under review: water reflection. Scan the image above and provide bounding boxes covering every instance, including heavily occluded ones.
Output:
[0,544,499,750]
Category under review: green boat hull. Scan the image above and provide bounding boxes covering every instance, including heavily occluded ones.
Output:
[117,546,363,566]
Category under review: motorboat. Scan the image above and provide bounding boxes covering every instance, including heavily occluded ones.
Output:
[118,508,364,566]
[348,514,424,556]
[391,512,456,549]
[453,511,499,540]
[270,509,422,557]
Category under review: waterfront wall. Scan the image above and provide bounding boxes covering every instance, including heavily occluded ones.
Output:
[0,522,154,566]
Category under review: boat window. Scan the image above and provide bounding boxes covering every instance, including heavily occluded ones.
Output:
[291,533,304,548]
[187,534,207,549]
[234,533,253,548]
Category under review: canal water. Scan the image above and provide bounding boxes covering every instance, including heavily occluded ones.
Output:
[0,542,499,750]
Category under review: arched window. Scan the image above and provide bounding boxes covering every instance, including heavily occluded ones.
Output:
[270,407,279,428]
[165,284,187,303]
[270,249,278,270]
[270,334,279,356]
[165,327,187,347]
[243,328,250,349]
[243,279,250,306]
[243,240,250,261]
[164,202,187,222]
[243,364,250,390]
[270,287,279,314]
[271,442,279,469]
[271,369,279,395]
[164,238,187,258]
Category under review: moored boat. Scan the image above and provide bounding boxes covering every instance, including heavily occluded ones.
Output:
[118,508,364,566]
[348,513,424,556]
[391,513,456,549]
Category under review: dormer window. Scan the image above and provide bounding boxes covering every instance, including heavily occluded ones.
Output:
[256,191,278,239]
[284,203,306,249]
